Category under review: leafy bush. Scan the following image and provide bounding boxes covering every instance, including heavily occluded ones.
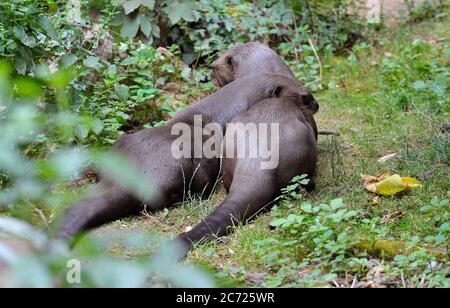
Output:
[106,0,365,65]
[0,0,73,75]
[74,42,196,144]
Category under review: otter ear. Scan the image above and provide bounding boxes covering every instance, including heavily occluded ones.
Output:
[272,85,283,97]
[226,55,235,70]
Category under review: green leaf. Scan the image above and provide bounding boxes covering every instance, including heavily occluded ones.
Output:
[412,80,426,90]
[116,111,130,120]
[123,0,142,15]
[121,15,140,38]
[300,203,313,213]
[75,124,90,141]
[114,83,129,101]
[38,16,57,39]
[13,27,36,48]
[167,1,198,25]
[45,69,74,89]
[83,56,103,71]
[330,198,343,210]
[343,210,358,219]
[270,218,288,227]
[61,54,78,69]
[14,78,43,98]
[140,16,152,38]
[92,118,104,135]
[49,149,86,179]
[141,0,155,9]
[94,152,156,201]
[14,56,28,75]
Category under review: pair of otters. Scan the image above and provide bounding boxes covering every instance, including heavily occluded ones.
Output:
[58,42,319,255]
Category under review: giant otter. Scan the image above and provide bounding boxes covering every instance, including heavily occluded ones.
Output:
[58,74,311,239]
[211,42,318,139]
[177,91,319,249]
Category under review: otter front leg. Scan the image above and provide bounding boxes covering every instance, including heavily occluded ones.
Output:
[177,184,276,252]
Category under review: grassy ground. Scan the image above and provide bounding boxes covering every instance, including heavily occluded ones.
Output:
[77,18,449,287]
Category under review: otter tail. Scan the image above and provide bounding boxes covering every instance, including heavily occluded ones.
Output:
[57,185,142,241]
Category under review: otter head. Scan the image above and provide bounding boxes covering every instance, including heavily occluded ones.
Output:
[211,42,297,88]
[211,42,265,87]
[296,87,319,116]
[210,55,236,87]
[272,81,319,117]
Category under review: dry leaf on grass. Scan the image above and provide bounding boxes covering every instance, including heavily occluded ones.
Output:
[362,172,422,195]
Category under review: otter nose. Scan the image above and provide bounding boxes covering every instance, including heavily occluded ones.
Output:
[313,101,319,113]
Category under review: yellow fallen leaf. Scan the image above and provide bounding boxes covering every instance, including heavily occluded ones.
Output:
[362,172,391,185]
[401,177,422,189]
[363,173,422,195]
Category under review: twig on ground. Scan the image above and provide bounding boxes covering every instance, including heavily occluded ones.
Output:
[401,271,407,288]
[351,277,357,288]
[308,36,323,82]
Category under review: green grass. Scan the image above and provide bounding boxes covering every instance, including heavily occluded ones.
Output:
[6,18,448,288]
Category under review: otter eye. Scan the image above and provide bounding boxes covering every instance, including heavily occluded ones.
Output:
[304,95,313,105]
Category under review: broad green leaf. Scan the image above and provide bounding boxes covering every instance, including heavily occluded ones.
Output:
[38,16,57,39]
[75,124,90,141]
[83,56,103,72]
[270,218,288,227]
[12,257,53,288]
[121,15,140,38]
[140,16,152,38]
[167,1,198,24]
[93,152,156,201]
[300,203,313,213]
[14,56,27,75]
[116,111,130,120]
[330,198,343,210]
[114,83,129,101]
[123,0,141,14]
[61,54,78,68]
[412,80,426,90]
[13,27,36,48]
[45,69,74,89]
[343,210,358,219]
[92,118,104,135]
[86,258,148,288]
[49,149,86,179]
[14,78,43,98]
[141,0,155,9]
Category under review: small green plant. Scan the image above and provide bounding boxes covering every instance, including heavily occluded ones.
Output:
[267,198,363,286]
[279,174,310,200]
[420,197,449,225]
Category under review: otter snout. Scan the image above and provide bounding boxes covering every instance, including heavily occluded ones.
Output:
[311,100,319,114]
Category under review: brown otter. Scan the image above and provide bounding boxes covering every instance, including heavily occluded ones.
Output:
[211,42,319,139]
[177,91,319,250]
[58,73,311,239]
